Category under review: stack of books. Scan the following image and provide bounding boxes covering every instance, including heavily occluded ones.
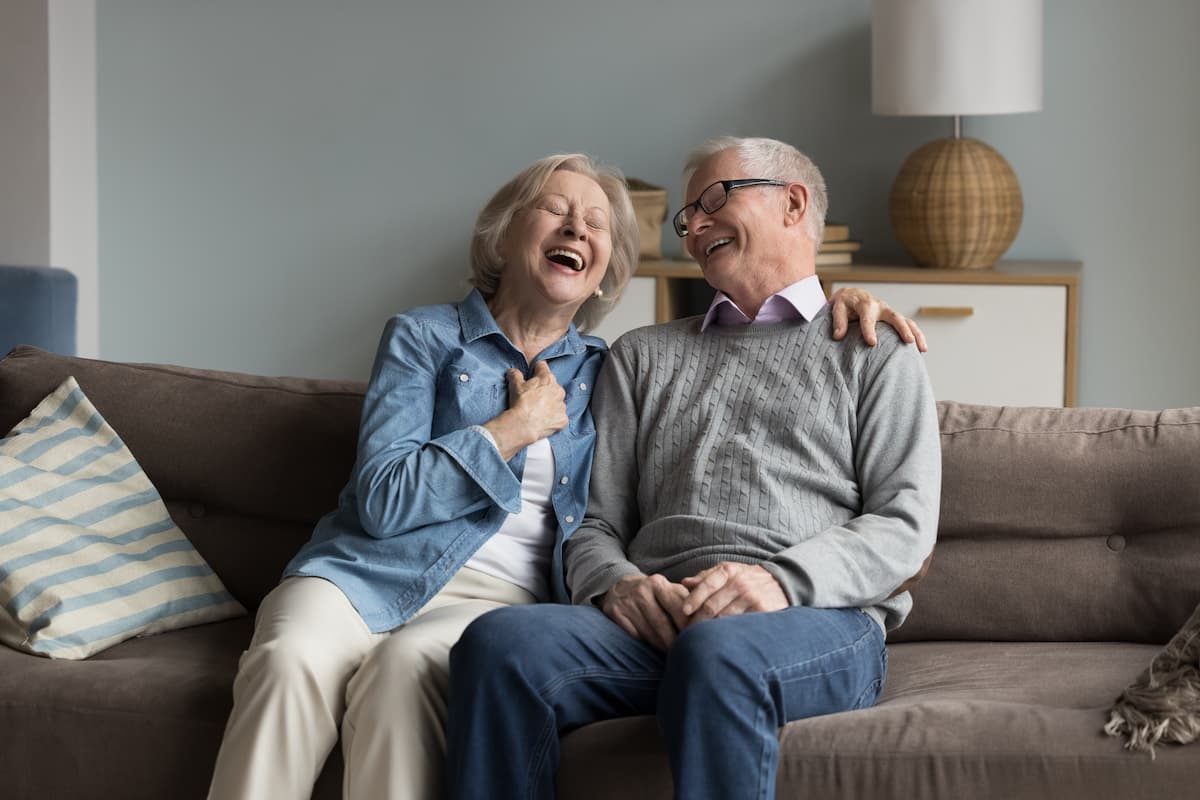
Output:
[817,222,861,265]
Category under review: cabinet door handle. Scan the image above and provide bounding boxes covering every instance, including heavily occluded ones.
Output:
[916,306,975,318]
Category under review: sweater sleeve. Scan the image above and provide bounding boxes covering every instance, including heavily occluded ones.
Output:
[564,337,645,605]
[761,337,941,609]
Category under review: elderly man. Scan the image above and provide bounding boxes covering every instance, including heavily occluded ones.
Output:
[445,137,941,800]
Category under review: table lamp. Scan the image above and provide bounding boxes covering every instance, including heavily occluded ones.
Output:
[872,0,1043,269]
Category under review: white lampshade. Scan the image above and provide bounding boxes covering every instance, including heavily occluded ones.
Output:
[872,0,1043,117]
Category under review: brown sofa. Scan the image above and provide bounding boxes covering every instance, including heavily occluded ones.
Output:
[2,344,1198,799]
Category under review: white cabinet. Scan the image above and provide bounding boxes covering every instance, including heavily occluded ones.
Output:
[827,280,1068,407]
[589,275,657,344]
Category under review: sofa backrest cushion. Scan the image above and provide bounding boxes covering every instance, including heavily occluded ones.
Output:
[893,401,1200,644]
[0,347,364,609]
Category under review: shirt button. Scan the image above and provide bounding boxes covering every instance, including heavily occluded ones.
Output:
[560,476,569,485]
[579,383,587,391]
[564,515,575,523]
[459,373,469,382]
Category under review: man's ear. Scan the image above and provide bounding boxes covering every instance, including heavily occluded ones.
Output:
[783,183,809,228]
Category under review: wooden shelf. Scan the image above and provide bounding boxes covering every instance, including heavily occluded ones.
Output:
[637,259,1080,286]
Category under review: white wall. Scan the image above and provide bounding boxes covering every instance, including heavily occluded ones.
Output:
[0,0,98,358]
[93,0,1200,407]
[0,0,49,266]
[48,0,98,357]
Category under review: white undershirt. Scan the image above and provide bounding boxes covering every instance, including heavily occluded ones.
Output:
[464,436,556,600]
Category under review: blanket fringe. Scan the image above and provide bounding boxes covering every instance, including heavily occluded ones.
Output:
[1104,602,1200,758]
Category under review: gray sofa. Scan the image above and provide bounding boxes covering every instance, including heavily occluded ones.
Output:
[1,344,1198,799]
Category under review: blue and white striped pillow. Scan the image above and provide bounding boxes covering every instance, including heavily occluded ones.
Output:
[0,376,244,659]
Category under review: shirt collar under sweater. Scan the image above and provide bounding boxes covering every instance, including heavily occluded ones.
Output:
[700,274,827,331]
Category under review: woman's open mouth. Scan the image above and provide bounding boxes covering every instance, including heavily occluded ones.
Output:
[546,248,585,272]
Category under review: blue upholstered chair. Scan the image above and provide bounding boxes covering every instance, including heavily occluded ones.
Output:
[0,265,78,357]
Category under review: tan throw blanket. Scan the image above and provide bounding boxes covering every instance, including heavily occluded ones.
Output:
[1105,602,1200,757]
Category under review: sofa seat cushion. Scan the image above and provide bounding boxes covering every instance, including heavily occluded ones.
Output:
[0,618,245,798]
[557,641,1200,800]
[0,616,342,799]
[0,617,248,720]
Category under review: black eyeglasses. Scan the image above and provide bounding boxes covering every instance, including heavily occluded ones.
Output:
[672,179,788,237]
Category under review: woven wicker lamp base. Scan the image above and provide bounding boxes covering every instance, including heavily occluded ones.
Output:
[889,137,1024,269]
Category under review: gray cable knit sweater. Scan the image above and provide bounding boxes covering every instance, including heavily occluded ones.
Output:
[564,307,941,632]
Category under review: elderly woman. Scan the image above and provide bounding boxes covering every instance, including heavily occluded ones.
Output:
[206,153,921,800]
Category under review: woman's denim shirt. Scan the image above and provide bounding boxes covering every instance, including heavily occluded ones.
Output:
[284,290,606,632]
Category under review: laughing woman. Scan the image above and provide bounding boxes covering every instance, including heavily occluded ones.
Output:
[206,153,921,800]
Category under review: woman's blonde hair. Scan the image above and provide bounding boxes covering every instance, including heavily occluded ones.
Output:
[469,154,639,333]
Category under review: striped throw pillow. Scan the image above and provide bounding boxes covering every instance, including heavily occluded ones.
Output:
[0,376,245,659]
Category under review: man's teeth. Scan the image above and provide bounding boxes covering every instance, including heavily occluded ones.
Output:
[547,249,584,271]
[705,238,733,257]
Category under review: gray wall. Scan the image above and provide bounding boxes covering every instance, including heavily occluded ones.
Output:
[0,0,49,266]
[97,0,1200,407]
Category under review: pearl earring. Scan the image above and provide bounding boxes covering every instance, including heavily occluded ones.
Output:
[593,287,604,298]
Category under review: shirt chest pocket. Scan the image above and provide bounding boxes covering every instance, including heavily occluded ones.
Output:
[435,362,506,432]
[565,382,595,436]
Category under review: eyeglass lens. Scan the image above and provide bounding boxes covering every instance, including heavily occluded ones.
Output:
[675,181,730,236]
[698,181,729,215]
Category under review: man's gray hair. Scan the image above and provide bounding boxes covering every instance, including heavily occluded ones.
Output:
[683,136,828,245]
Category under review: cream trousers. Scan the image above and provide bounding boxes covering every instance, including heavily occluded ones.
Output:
[207,568,535,800]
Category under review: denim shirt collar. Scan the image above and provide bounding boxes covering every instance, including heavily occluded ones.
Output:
[459,288,592,358]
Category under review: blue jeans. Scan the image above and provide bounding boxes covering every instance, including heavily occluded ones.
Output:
[446,603,886,800]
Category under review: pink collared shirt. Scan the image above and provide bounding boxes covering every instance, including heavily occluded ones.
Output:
[700,274,828,330]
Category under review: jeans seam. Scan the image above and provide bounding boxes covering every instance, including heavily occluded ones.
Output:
[525,667,662,798]
[754,701,772,800]
[538,666,661,697]
[762,612,880,686]
[743,613,880,799]
[526,719,557,800]
[863,642,889,708]
[852,677,883,710]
